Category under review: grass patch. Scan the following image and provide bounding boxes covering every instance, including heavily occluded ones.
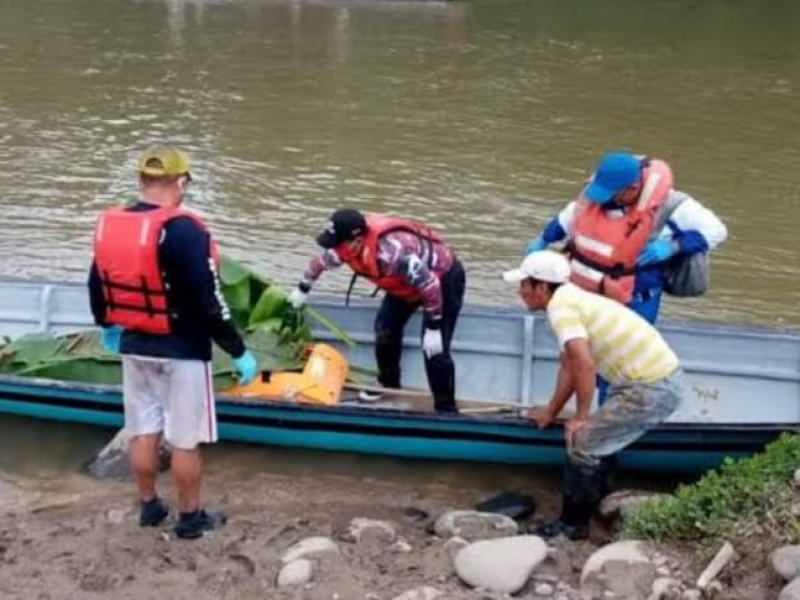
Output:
[621,432,800,543]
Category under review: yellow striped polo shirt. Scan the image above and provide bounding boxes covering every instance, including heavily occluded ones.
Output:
[546,283,679,385]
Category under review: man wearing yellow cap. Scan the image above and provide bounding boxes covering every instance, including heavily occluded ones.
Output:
[88,146,257,539]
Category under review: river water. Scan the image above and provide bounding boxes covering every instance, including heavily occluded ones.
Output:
[0,0,798,481]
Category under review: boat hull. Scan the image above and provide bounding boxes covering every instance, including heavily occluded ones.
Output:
[0,375,791,473]
[1,277,798,473]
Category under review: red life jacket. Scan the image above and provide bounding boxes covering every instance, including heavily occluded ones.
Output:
[335,214,444,302]
[93,205,219,334]
[569,158,673,304]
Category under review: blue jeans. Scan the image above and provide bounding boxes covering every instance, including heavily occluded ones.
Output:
[597,288,663,406]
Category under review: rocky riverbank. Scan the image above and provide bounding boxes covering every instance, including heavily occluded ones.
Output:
[0,467,776,600]
[1,459,797,600]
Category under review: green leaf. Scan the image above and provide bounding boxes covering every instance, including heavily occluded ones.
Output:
[219,254,251,286]
[248,287,290,329]
[251,317,284,334]
[307,307,356,349]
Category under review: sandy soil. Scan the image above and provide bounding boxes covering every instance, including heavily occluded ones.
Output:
[0,463,596,600]
[0,460,782,600]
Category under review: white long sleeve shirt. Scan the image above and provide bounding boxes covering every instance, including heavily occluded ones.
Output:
[555,189,728,251]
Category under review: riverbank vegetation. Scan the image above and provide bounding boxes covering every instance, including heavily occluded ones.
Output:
[622,431,800,548]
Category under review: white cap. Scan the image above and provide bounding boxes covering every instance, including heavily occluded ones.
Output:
[502,250,571,284]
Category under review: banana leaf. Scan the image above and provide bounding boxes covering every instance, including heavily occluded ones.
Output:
[0,257,357,391]
[219,255,352,348]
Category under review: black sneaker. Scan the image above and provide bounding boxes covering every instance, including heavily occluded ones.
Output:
[530,519,588,541]
[139,497,169,527]
[174,509,228,540]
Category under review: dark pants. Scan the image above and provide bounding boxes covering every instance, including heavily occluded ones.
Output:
[374,260,465,412]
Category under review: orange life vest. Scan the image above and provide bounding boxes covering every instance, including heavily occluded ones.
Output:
[569,158,673,304]
[93,205,220,334]
[335,214,444,302]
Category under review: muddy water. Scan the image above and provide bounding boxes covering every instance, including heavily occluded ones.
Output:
[2,0,798,490]
[1,0,799,326]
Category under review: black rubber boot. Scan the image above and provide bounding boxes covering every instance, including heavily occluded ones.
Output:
[532,515,589,540]
[531,459,608,540]
[597,455,615,499]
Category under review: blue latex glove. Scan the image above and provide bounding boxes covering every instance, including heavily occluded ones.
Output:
[100,326,122,354]
[637,239,677,266]
[523,236,547,256]
[233,350,258,386]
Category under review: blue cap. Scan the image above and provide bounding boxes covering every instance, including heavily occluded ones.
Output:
[584,152,641,204]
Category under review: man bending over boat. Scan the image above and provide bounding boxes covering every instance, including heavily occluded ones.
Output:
[88,146,258,539]
[503,250,684,540]
[288,209,465,414]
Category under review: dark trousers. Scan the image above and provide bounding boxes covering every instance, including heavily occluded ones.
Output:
[374,260,465,412]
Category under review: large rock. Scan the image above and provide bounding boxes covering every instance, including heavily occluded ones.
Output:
[780,578,800,600]
[85,428,171,479]
[342,518,397,544]
[392,587,443,600]
[433,510,518,540]
[581,540,656,599]
[454,535,548,594]
[599,490,667,520]
[772,545,800,581]
[277,559,313,587]
[281,536,340,563]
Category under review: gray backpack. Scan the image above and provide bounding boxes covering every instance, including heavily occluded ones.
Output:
[652,193,709,297]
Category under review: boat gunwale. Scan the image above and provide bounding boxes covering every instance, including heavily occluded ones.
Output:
[0,373,796,435]
[1,276,798,339]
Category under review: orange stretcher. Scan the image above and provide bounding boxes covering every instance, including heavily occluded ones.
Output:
[224,343,348,406]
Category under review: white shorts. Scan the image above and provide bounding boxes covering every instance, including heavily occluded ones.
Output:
[122,356,218,450]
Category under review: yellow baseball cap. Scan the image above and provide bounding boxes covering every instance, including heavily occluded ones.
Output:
[138,146,191,178]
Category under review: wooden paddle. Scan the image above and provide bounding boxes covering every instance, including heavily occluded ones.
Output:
[461,405,520,415]
[344,384,580,421]
[344,382,432,399]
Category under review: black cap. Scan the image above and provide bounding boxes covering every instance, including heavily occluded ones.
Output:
[315,209,367,249]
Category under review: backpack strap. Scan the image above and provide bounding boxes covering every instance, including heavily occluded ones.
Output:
[344,272,359,307]
[344,273,380,307]
[650,192,688,241]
